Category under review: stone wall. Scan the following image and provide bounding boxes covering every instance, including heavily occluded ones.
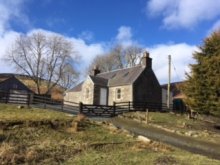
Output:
[81,78,94,104]
[64,91,81,104]
[108,85,132,105]
[64,77,95,105]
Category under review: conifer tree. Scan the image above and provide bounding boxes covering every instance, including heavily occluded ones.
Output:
[182,29,220,115]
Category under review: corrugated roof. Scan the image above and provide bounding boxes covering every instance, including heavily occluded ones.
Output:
[97,65,145,86]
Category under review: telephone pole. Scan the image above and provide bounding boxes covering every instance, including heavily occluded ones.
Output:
[167,55,171,110]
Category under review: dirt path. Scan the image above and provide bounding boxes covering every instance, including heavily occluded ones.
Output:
[111,117,220,160]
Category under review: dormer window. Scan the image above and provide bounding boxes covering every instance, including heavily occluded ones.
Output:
[116,88,121,100]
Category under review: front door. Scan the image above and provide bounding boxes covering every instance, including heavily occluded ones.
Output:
[100,88,107,105]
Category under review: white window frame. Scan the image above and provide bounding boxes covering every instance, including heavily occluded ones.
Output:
[116,88,121,100]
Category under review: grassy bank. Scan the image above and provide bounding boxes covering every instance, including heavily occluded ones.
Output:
[0,104,220,164]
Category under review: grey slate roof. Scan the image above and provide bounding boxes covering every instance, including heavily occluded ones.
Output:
[97,65,145,87]
[89,75,108,86]
[69,65,146,92]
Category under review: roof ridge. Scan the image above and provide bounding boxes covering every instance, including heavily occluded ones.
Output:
[89,75,108,80]
[97,65,141,75]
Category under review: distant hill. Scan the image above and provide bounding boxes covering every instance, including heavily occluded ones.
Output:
[0,73,65,100]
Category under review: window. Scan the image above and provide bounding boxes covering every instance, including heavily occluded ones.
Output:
[116,88,121,99]
[85,88,89,98]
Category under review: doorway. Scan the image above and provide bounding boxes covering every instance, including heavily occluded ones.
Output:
[100,88,107,105]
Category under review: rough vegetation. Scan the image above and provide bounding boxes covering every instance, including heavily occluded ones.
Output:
[1,104,220,164]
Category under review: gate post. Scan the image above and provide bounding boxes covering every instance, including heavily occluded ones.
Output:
[79,102,83,114]
[113,102,116,116]
[128,101,130,111]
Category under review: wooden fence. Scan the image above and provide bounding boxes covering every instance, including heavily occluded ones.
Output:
[0,91,32,106]
[115,101,172,112]
[0,91,175,117]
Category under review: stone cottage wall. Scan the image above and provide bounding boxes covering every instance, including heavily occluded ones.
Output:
[81,78,94,104]
[64,91,81,105]
[108,85,132,105]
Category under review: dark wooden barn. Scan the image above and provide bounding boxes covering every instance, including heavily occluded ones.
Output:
[0,76,34,104]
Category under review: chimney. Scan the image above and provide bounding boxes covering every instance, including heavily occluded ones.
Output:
[92,65,100,76]
[141,51,152,68]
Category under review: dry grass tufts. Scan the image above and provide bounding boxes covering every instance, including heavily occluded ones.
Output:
[0,143,25,164]
[67,121,79,133]
[130,141,151,151]
[25,149,38,162]
[75,113,87,122]
[150,142,174,153]
[154,155,178,165]
[66,113,88,133]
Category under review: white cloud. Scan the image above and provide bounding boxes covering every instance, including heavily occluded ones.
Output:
[70,38,105,67]
[147,43,197,84]
[0,0,28,34]
[208,20,220,35]
[78,31,94,42]
[0,31,20,72]
[147,0,220,29]
[116,26,133,46]
[0,0,29,72]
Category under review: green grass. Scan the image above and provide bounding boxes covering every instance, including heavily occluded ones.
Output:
[1,104,220,164]
[0,104,73,122]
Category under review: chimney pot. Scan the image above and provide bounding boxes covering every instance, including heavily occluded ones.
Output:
[141,51,152,68]
[92,65,100,76]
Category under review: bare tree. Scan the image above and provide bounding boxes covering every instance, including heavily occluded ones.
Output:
[59,63,78,89]
[87,44,144,74]
[6,32,79,94]
[124,45,143,67]
[87,54,115,74]
[110,44,125,69]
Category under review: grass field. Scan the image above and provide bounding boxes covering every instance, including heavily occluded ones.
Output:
[0,104,220,164]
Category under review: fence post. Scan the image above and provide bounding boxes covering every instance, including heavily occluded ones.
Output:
[5,92,8,104]
[27,93,30,108]
[113,102,116,116]
[61,100,64,111]
[79,102,83,114]
[44,96,46,109]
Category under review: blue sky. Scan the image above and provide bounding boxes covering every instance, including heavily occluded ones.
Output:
[0,0,220,84]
